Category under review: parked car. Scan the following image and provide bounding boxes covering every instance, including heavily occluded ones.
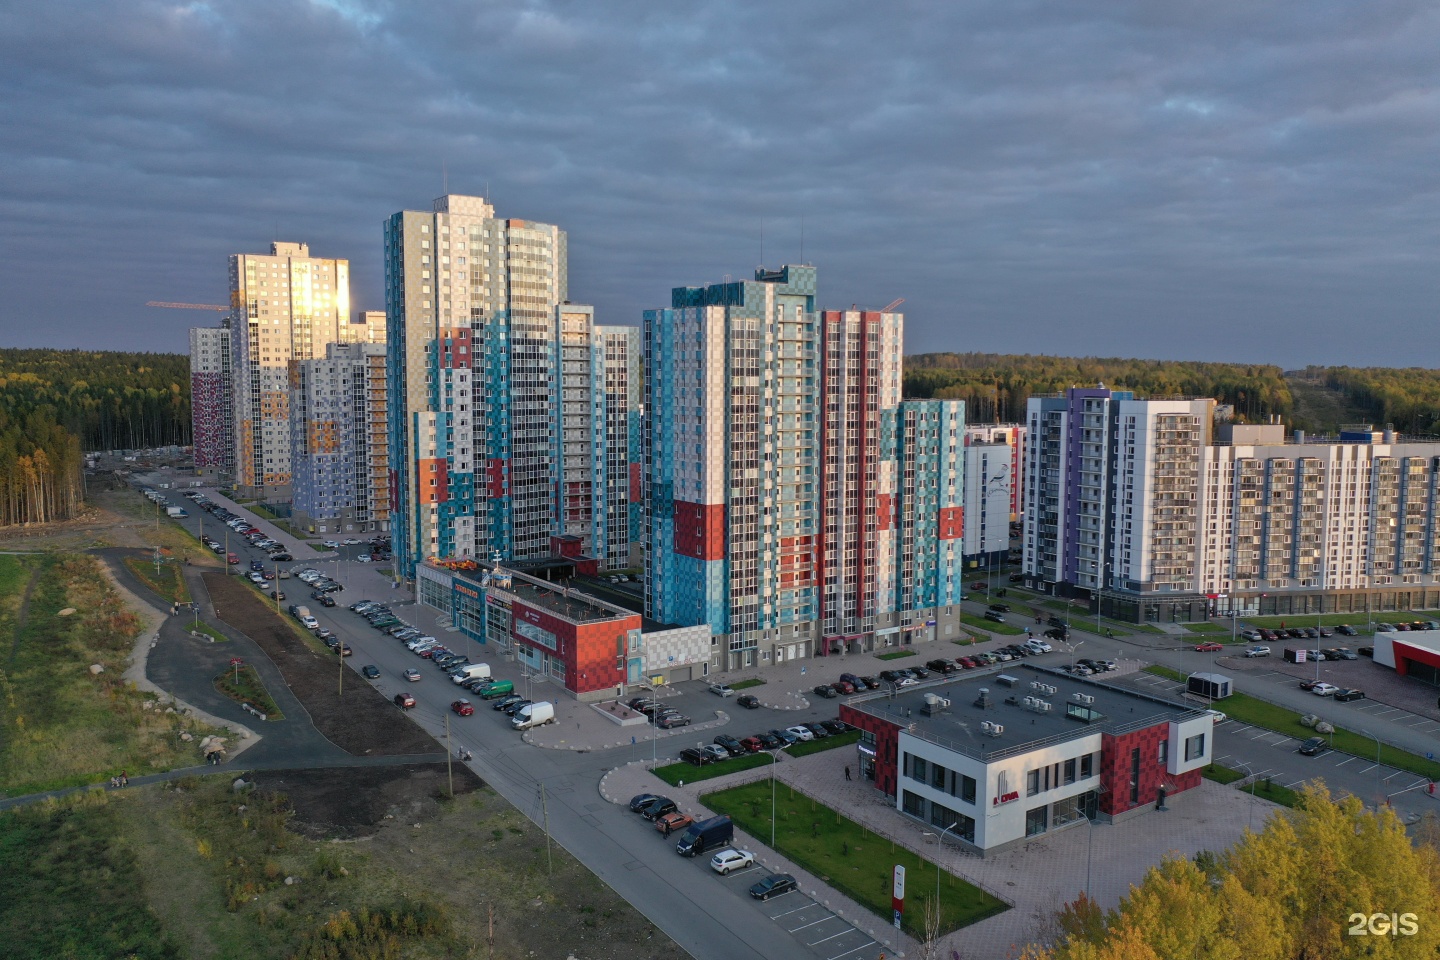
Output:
[738,736,764,753]
[1239,629,1262,641]
[927,659,957,674]
[639,797,677,821]
[755,732,783,749]
[710,848,755,875]
[714,734,746,757]
[736,695,761,709]
[678,748,712,769]
[1375,622,1397,632]
[749,874,797,900]
[393,692,416,709]
[987,602,1011,613]
[707,683,735,698]
[1298,736,1327,756]
[1334,688,1366,702]
[361,664,380,679]
[832,679,856,694]
[450,699,474,716]
[1311,682,1339,697]
[700,745,730,763]
[655,811,693,835]
[1330,648,1358,660]
[1336,624,1358,636]
[802,722,830,739]
[983,611,1006,623]
[629,793,662,813]
[656,713,691,729]
[1244,645,1271,658]
[819,719,850,735]
[402,668,421,682]
[812,684,837,699]
[1194,642,1224,652]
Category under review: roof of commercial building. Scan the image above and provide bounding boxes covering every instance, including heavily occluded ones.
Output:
[450,562,637,625]
[845,664,1207,763]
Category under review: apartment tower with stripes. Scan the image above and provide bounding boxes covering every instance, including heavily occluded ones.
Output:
[188,322,233,474]
[644,266,968,673]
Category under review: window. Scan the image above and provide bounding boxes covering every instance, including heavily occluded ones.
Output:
[909,755,928,783]
[931,763,946,791]
[1026,769,1041,797]
[1063,758,1076,785]
[1080,753,1094,779]
[960,775,976,805]
[1185,733,1206,762]
[1129,748,1141,803]
[1158,740,1169,764]
[1025,805,1048,836]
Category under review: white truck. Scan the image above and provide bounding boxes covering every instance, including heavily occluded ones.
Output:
[166,506,187,518]
[512,701,555,730]
[450,663,491,684]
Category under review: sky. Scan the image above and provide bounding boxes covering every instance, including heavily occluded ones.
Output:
[1,0,1437,367]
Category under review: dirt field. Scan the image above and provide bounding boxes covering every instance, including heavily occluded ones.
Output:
[204,571,437,756]
[252,763,485,840]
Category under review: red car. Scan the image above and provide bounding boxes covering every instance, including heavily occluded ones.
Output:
[393,692,416,709]
[1194,642,1224,652]
[739,736,764,753]
[655,811,693,835]
[957,657,978,669]
[450,699,474,716]
[970,581,988,590]
[832,680,855,694]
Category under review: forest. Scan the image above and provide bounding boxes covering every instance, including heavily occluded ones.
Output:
[903,352,1295,423]
[0,348,191,452]
[1296,364,1440,435]
[0,348,190,526]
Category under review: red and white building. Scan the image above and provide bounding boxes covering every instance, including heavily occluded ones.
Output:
[841,665,1212,855]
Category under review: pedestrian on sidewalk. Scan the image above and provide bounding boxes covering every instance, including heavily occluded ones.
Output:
[844,765,852,781]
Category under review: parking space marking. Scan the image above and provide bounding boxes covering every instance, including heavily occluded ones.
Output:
[828,940,879,960]
[1359,763,1379,774]
[791,916,841,933]
[1384,770,1408,782]
[1334,756,1356,767]
[808,928,857,946]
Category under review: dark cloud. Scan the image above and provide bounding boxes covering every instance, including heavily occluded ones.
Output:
[1,0,1436,366]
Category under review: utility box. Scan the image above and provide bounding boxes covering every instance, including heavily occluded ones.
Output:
[1283,647,1307,663]
[1187,672,1232,700]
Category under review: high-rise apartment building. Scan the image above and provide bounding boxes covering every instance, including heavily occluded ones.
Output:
[189,323,232,474]
[961,440,1012,567]
[386,195,634,581]
[230,242,352,499]
[553,305,641,570]
[290,341,390,535]
[1020,389,1440,622]
[645,266,967,671]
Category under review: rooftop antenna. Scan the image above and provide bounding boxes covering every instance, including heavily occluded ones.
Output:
[759,220,764,269]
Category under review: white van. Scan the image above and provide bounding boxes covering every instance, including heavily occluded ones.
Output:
[450,663,491,684]
[512,701,555,730]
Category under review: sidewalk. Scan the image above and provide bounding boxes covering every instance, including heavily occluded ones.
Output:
[198,489,333,562]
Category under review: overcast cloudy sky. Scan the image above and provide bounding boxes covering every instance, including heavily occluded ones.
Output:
[1,1,1437,366]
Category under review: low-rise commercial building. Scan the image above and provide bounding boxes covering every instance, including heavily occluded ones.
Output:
[840,665,1212,856]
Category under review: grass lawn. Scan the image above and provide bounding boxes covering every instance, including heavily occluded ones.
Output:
[960,613,1024,635]
[189,620,228,643]
[652,752,773,786]
[0,554,221,794]
[122,555,192,604]
[875,649,918,660]
[1184,622,1228,634]
[702,781,1008,936]
[1143,666,1440,782]
[730,678,766,690]
[786,729,860,758]
[213,663,284,719]
[1202,763,1246,785]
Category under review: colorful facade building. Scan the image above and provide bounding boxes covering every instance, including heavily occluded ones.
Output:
[644,266,969,672]
[840,665,1212,855]
[386,194,565,579]
[553,305,642,570]
[188,323,232,474]
[230,242,353,500]
[290,341,390,535]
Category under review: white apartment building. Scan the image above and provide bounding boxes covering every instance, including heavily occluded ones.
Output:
[230,242,353,499]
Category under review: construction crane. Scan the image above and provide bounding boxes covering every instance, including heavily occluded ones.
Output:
[147,301,229,312]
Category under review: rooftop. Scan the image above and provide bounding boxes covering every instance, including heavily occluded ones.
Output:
[446,561,637,625]
[846,664,1206,763]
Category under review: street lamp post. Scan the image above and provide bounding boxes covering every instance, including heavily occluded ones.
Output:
[936,821,960,910]
[1234,761,1257,832]
[770,747,784,850]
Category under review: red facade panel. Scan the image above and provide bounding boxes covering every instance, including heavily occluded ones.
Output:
[417,458,449,505]
[629,463,641,503]
[779,535,815,588]
[1098,724,1202,817]
[875,493,895,532]
[509,599,640,696]
[439,327,471,370]
[1393,639,1440,677]
[673,500,725,561]
[486,458,507,499]
[840,704,900,798]
[937,506,963,541]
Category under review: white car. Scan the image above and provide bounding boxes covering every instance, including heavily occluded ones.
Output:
[1206,710,1227,724]
[710,848,756,875]
[708,683,735,697]
[344,538,361,545]
[1240,629,1262,641]
[785,725,815,742]
[322,540,340,548]
[1244,645,1271,658]
[1311,682,1340,697]
[1025,639,1053,654]
[357,555,372,563]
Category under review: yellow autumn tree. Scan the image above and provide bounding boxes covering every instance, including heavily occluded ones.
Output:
[1025,783,1440,959]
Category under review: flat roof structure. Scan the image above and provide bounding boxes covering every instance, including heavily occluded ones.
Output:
[845,665,1207,762]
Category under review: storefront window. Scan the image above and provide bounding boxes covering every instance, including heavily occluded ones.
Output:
[1025,805,1048,836]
